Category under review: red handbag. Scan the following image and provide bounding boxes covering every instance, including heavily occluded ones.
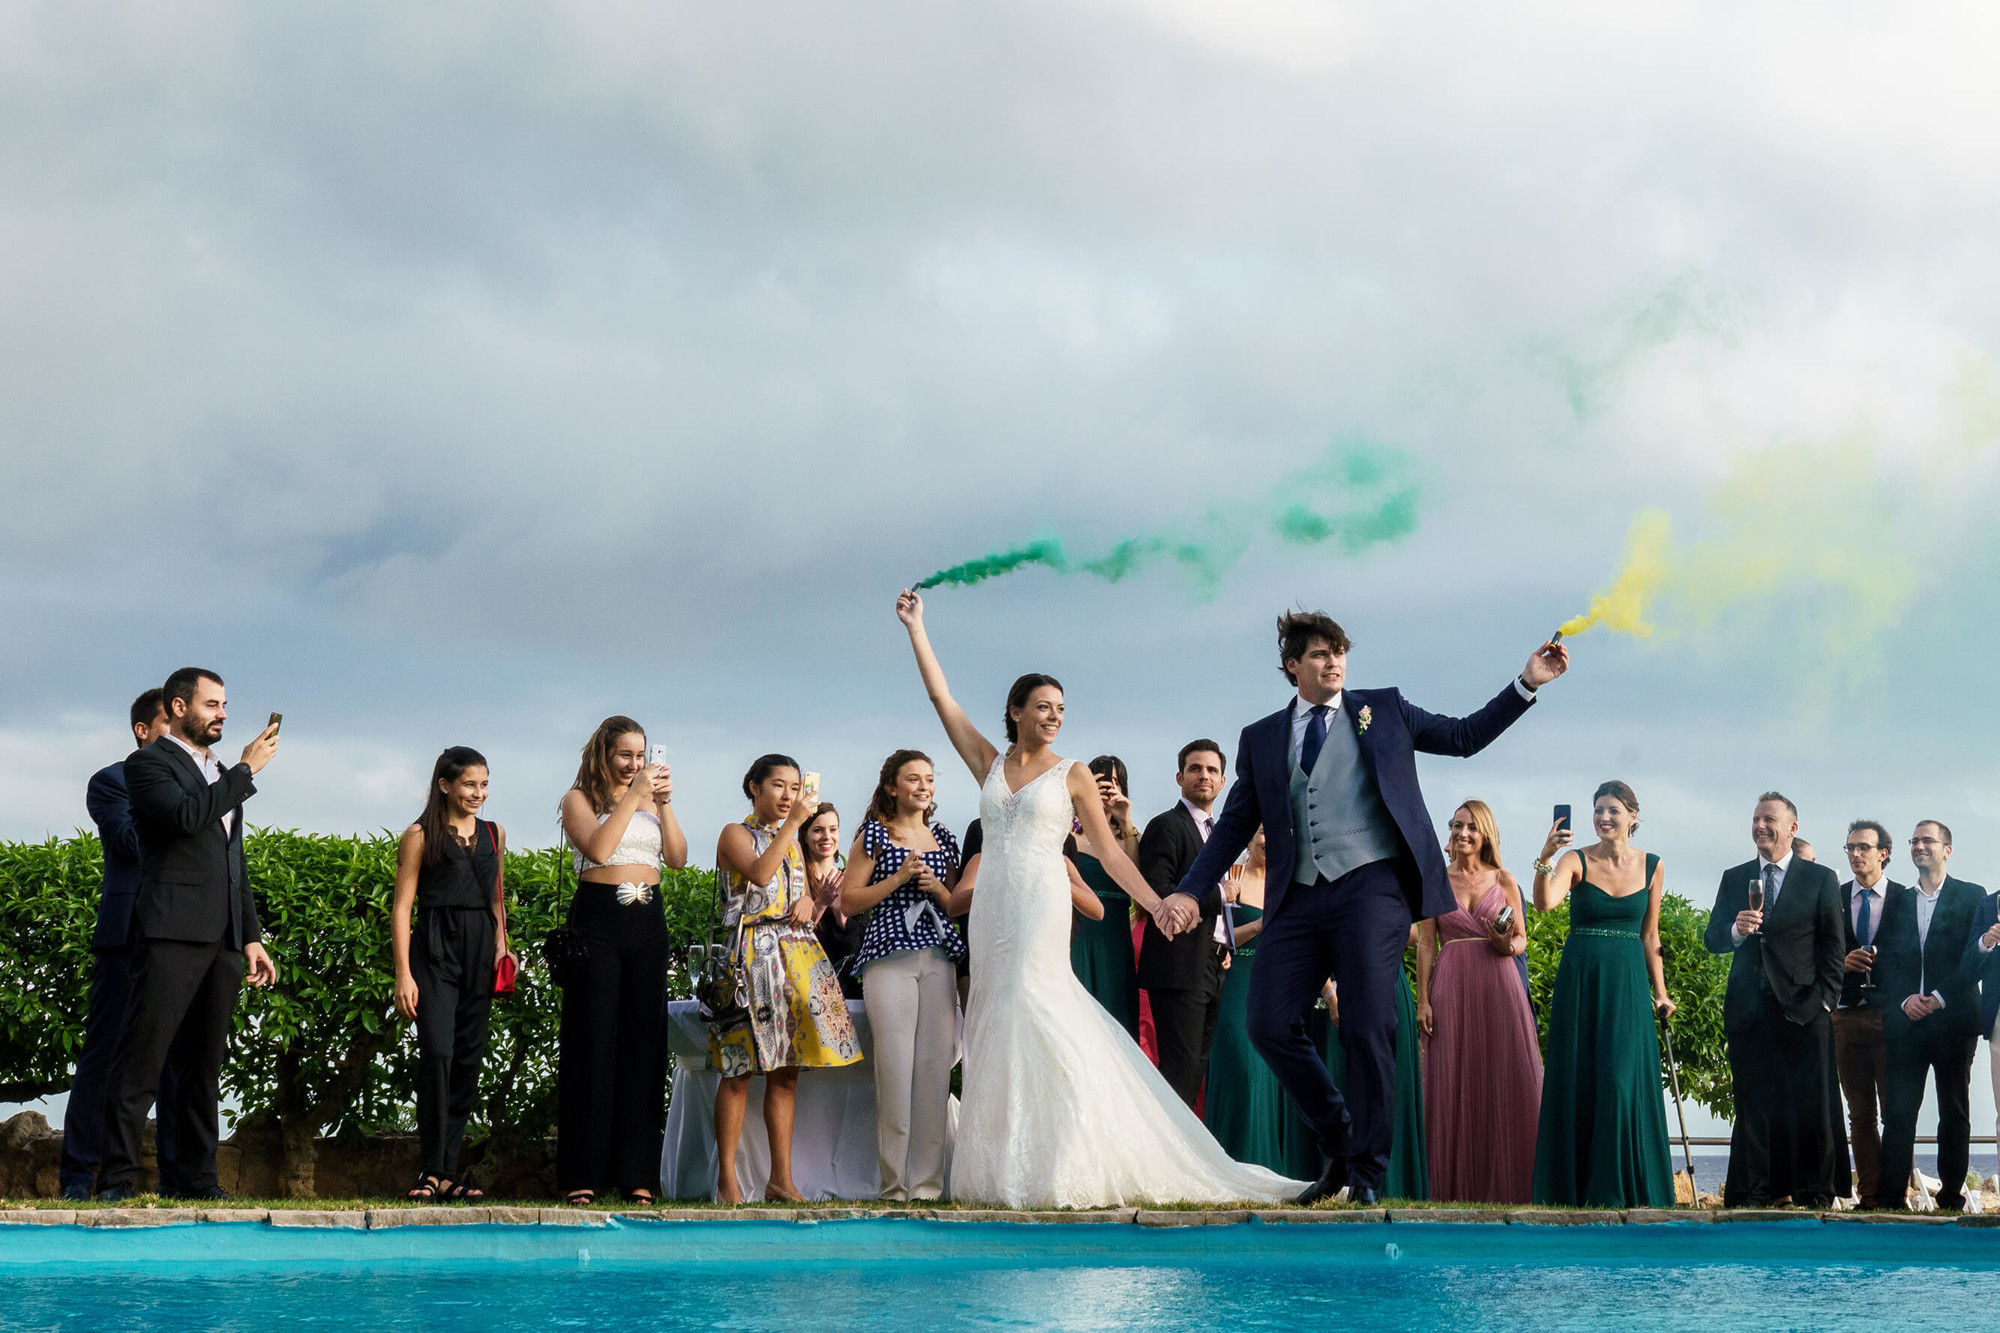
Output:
[493,952,518,996]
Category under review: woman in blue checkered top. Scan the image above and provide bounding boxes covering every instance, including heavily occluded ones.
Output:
[839,749,966,1200]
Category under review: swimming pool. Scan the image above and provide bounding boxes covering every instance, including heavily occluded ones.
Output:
[5,1217,1996,1332]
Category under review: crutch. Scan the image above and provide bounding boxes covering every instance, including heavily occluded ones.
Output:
[1658,1006,1697,1187]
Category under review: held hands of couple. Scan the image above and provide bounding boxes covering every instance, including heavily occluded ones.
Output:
[1152,891,1202,939]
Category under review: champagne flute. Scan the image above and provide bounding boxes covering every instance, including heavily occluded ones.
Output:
[1746,878,1764,932]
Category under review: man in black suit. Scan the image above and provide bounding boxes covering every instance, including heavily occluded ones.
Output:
[1704,791,1849,1209]
[95,667,279,1201]
[1875,820,1982,1210]
[58,689,200,1199]
[1831,819,1901,1211]
[1138,739,1231,1108]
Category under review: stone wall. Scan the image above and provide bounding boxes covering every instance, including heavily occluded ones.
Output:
[0,1113,559,1200]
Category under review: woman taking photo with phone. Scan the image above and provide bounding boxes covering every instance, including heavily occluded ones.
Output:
[839,749,965,1201]
[391,746,513,1202]
[712,755,862,1203]
[1069,755,1142,1038]
[1414,800,1541,1203]
[557,716,689,1207]
[1530,780,1676,1208]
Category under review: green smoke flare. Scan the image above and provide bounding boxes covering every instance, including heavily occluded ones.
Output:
[915,539,1070,590]
[914,441,1421,595]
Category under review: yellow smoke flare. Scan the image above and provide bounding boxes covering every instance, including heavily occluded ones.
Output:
[1557,509,1672,638]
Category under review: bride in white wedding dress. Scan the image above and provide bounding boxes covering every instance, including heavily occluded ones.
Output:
[897,591,1304,1209]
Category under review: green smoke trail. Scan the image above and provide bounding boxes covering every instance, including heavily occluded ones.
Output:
[914,442,1420,594]
[914,539,1070,589]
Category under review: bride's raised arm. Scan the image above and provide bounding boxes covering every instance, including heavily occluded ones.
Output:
[897,590,1000,784]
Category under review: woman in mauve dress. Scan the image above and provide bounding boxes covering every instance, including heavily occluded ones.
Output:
[1415,799,1542,1204]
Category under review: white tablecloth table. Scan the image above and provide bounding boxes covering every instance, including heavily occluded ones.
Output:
[660,997,958,1202]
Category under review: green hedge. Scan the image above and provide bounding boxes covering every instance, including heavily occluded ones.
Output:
[0,831,718,1152]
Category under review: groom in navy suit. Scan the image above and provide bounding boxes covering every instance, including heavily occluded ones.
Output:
[1166,611,1568,1203]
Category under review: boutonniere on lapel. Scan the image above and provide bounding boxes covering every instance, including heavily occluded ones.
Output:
[1357,705,1373,735]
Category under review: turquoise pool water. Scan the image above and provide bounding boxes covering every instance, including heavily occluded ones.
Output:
[4,1219,1997,1331]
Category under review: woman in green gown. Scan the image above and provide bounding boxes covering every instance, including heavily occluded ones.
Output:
[1068,755,1142,1038]
[1204,830,1321,1177]
[1322,924,1429,1202]
[1530,780,1676,1208]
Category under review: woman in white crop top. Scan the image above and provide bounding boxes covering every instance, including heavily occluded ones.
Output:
[554,714,690,1207]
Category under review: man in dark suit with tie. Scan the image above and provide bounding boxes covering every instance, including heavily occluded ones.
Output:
[95,668,280,1202]
[1830,819,1901,1211]
[58,689,201,1199]
[1137,739,1230,1108]
[1875,820,1982,1210]
[1704,792,1849,1209]
[1164,611,1568,1204]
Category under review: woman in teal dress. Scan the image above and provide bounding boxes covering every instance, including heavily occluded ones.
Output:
[1530,780,1677,1208]
[1204,830,1321,1177]
[1322,924,1429,1201]
[1068,755,1142,1038]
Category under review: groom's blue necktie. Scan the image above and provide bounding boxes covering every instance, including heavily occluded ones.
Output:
[1300,704,1332,774]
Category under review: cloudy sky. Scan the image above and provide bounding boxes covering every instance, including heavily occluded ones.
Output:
[5,4,1999,1130]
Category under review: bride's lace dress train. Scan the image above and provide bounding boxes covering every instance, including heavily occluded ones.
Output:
[947,756,1305,1208]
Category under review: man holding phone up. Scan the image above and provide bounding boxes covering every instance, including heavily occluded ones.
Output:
[95,668,279,1201]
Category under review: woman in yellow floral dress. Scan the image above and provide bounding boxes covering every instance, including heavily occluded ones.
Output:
[710,753,862,1202]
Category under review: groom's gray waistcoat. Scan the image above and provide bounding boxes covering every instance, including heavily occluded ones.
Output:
[1289,702,1401,886]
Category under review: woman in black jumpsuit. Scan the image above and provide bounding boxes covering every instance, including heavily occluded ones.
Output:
[392,746,513,1201]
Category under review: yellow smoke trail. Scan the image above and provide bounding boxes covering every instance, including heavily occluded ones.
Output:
[1557,509,1672,638]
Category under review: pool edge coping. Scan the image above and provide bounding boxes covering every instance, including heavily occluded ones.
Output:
[2,1206,1995,1231]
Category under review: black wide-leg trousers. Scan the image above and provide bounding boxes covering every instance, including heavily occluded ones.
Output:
[411,906,498,1179]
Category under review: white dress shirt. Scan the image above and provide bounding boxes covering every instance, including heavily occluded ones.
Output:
[1731,852,1792,946]
[1179,796,1214,842]
[1913,878,1945,999]
[165,732,234,836]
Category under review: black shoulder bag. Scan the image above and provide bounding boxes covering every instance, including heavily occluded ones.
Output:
[538,838,592,990]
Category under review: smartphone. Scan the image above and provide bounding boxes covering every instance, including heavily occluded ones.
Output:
[1553,804,1571,834]
[267,712,282,734]
[803,771,822,800]
[649,744,667,767]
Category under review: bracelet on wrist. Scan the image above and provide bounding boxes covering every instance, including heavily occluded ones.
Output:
[1532,858,1555,876]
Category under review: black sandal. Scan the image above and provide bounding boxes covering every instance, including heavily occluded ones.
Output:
[407,1173,442,1201]
[566,1190,595,1207]
[624,1189,656,1206]
[437,1178,485,1204]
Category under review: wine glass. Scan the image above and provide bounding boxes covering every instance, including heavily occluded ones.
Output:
[1746,879,1764,932]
